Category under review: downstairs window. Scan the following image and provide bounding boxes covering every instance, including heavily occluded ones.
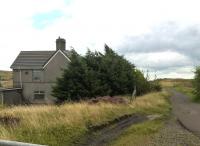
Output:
[34,91,45,100]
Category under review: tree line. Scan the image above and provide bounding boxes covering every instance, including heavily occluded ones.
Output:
[52,45,160,102]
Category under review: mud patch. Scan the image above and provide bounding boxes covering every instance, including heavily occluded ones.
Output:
[0,115,20,125]
[79,114,148,146]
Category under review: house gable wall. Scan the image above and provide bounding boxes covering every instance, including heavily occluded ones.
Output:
[44,51,69,82]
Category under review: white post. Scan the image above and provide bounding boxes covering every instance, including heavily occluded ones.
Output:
[131,85,137,102]
[0,140,47,146]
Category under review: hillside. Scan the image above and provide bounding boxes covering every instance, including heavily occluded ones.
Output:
[0,70,13,88]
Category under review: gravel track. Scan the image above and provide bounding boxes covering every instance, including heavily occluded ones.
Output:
[148,116,200,146]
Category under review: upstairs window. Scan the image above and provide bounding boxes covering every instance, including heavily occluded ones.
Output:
[32,70,43,81]
[34,91,45,100]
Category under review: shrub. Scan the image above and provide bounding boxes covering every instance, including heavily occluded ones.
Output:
[150,81,162,92]
[193,66,200,101]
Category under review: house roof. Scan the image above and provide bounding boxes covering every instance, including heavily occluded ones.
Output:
[10,50,71,69]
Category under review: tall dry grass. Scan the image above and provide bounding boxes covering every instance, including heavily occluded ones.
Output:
[0,91,170,146]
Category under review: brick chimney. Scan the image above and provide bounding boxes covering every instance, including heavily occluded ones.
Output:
[56,37,66,51]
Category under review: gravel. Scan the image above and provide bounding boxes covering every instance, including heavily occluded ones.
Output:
[148,116,200,146]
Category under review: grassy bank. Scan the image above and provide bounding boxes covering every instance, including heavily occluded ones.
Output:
[0,91,170,146]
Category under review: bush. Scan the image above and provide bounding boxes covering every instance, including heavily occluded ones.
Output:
[150,81,162,92]
[134,69,151,95]
[193,67,200,101]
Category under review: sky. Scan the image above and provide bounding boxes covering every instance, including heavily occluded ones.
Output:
[0,0,200,79]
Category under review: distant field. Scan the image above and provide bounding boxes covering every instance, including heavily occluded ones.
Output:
[0,70,13,88]
[159,78,195,101]
[158,78,193,88]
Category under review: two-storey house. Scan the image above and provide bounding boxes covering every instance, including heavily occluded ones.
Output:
[10,37,70,103]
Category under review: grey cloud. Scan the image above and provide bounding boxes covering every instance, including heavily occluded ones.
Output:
[116,22,200,78]
[118,22,200,61]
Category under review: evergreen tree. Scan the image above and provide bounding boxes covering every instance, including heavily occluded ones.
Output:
[52,50,89,101]
[52,45,150,102]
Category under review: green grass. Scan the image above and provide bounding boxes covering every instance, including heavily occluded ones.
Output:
[109,119,164,146]
[0,91,170,146]
[174,85,195,100]
[171,80,200,102]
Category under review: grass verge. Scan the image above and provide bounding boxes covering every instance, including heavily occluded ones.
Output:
[0,91,170,146]
[174,85,195,100]
[159,79,198,102]
[108,119,164,146]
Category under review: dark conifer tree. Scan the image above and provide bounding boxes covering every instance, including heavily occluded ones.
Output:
[52,45,150,102]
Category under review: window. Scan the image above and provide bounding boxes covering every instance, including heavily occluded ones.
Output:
[34,91,45,100]
[32,70,43,81]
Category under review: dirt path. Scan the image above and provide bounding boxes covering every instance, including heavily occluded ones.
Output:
[79,114,148,146]
[170,90,200,136]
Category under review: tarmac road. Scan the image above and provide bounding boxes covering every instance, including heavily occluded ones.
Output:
[170,90,200,137]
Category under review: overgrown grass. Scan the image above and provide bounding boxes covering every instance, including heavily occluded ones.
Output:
[0,91,170,146]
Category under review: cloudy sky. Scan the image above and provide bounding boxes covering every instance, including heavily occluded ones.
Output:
[0,0,200,79]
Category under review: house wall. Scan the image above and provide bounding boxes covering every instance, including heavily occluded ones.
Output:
[13,51,69,103]
[13,70,21,88]
[22,82,56,103]
[44,51,69,82]
[13,69,33,87]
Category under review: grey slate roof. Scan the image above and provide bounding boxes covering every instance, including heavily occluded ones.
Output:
[10,49,71,69]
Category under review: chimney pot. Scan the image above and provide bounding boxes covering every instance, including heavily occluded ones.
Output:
[56,37,66,51]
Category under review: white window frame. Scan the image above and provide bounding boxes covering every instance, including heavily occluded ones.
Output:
[32,70,43,82]
[34,91,45,100]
